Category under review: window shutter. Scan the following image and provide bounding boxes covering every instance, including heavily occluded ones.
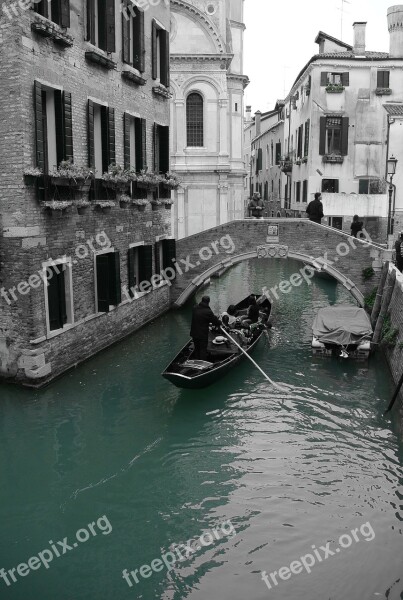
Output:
[48,267,66,331]
[341,72,350,87]
[34,81,45,171]
[105,0,116,53]
[341,117,349,156]
[159,126,169,174]
[133,8,145,72]
[127,248,136,296]
[54,90,65,167]
[122,4,130,64]
[160,29,170,87]
[108,107,116,166]
[359,179,369,194]
[319,117,326,155]
[139,245,153,282]
[96,254,110,313]
[141,118,147,169]
[304,119,310,156]
[153,123,158,172]
[60,0,70,28]
[134,117,145,171]
[275,142,281,165]
[378,70,390,88]
[86,0,95,42]
[154,242,161,274]
[152,20,158,80]
[63,92,73,161]
[162,239,176,271]
[123,113,131,170]
[334,179,339,193]
[36,0,49,18]
[88,100,95,169]
[320,72,328,86]
[59,268,67,325]
[110,252,121,306]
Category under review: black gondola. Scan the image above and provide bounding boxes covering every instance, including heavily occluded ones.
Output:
[162,294,272,389]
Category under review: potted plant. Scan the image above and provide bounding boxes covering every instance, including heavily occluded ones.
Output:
[131,198,149,212]
[163,199,174,210]
[43,200,72,215]
[76,199,91,215]
[119,194,131,209]
[49,160,94,189]
[136,169,160,190]
[150,199,164,211]
[162,172,181,190]
[101,164,130,192]
[325,83,344,93]
[94,200,116,214]
[24,167,42,186]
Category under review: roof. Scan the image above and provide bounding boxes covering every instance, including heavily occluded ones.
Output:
[383,104,403,116]
[315,31,353,51]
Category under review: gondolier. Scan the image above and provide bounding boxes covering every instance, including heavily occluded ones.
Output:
[190,296,220,360]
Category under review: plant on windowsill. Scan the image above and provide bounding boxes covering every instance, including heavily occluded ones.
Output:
[119,194,131,208]
[302,156,308,163]
[101,164,130,192]
[43,200,72,214]
[130,198,149,211]
[375,88,392,96]
[76,199,91,215]
[94,200,116,214]
[163,199,174,209]
[323,153,344,164]
[136,169,160,190]
[150,198,165,211]
[49,160,94,190]
[325,83,345,93]
[24,167,42,186]
[162,172,181,190]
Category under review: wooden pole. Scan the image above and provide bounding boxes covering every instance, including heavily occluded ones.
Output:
[385,370,403,414]
[371,262,389,328]
[373,268,396,346]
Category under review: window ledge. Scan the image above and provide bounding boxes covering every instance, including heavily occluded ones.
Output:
[152,84,172,99]
[323,154,344,164]
[85,47,116,70]
[122,65,147,86]
[31,17,73,47]
[375,88,392,96]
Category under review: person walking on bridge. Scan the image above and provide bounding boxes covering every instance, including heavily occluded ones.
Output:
[306,192,324,225]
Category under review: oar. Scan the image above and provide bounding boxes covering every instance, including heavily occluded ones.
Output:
[220,327,288,392]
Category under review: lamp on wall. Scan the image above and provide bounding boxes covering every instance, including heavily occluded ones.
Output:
[387,155,398,237]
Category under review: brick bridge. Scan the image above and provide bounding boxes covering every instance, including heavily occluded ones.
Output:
[171,219,392,307]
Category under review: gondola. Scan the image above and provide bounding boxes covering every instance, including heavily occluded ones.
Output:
[162,294,272,389]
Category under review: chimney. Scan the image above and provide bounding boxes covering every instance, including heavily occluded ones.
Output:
[255,110,262,136]
[388,5,403,58]
[245,105,252,122]
[353,22,367,54]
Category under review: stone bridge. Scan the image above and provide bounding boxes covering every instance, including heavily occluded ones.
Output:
[171,219,392,307]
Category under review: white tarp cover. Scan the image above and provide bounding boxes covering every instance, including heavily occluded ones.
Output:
[312,305,373,346]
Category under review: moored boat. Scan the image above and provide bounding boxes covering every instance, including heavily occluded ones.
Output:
[162,295,272,389]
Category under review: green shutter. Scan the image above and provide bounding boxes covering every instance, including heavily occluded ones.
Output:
[123,112,131,170]
[108,107,116,166]
[101,106,109,172]
[162,239,176,271]
[152,20,158,80]
[378,70,390,88]
[159,126,169,174]
[34,81,45,171]
[110,251,121,306]
[320,72,328,86]
[139,245,153,282]
[96,254,110,313]
[275,142,281,165]
[54,90,65,166]
[133,8,145,72]
[341,117,349,156]
[160,29,170,87]
[127,248,136,296]
[105,0,116,53]
[153,123,158,172]
[60,0,70,28]
[154,242,161,274]
[88,100,95,169]
[86,0,95,42]
[63,92,73,161]
[122,3,130,64]
[319,117,326,155]
[341,72,350,87]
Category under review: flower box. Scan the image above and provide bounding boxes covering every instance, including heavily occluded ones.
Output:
[121,70,147,86]
[375,88,392,96]
[31,21,53,37]
[24,174,38,186]
[164,203,173,210]
[85,50,116,70]
[152,85,172,99]
[43,200,72,214]
[53,31,73,47]
[323,154,344,164]
[151,202,163,211]
[95,201,115,214]
[136,204,147,212]
[50,176,71,187]
[325,85,345,93]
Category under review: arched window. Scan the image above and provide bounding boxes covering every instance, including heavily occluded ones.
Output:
[187,93,204,147]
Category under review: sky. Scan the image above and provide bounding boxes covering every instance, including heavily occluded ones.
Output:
[243,0,393,113]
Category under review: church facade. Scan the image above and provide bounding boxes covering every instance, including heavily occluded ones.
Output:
[169,0,248,238]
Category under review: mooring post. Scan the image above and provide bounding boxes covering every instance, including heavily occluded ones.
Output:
[373,268,396,346]
[371,262,389,328]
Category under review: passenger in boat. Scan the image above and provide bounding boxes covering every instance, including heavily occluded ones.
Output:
[241,296,260,326]
[190,296,220,360]
[221,305,237,328]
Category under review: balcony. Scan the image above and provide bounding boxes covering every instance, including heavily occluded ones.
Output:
[323,154,344,164]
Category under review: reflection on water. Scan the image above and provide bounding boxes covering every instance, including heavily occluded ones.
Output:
[0,259,402,600]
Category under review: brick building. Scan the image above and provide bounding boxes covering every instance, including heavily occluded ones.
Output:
[0,0,174,385]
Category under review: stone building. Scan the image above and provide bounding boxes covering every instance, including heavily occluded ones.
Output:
[0,0,173,385]
[169,0,249,239]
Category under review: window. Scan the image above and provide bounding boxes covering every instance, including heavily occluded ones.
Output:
[96,251,121,313]
[154,239,176,276]
[297,125,303,158]
[44,261,73,332]
[377,70,390,89]
[304,120,310,157]
[322,179,339,193]
[88,100,115,177]
[154,124,169,174]
[122,3,145,72]
[256,148,263,173]
[123,113,147,172]
[271,141,274,166]
[275,142,281,165]
[319,117,349,156]
[34,82,73,173]
[320,72,349,86]
[302,180,308,203]
[266,145,269,170]
[296,181,301,203]
[35,0,70,27]
[328,216,343,230]
[235,103,238,112]
[186,93,204,147]
[359,179,384,194]
[86,0,115,52]
[152,20,170,87]
[127,244,153,296]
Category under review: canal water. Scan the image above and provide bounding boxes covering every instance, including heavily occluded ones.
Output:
[0,259,402,600]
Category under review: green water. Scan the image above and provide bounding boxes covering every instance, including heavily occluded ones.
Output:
[0,259,402,600]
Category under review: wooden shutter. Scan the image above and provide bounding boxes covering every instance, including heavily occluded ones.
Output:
[88,100,95,169]
[139,245,153,282]
[127,248,136,296]
[122,4,131,64]
[60,0,70,28]
[105,0,116,53]
[162,239,176,271]
[341,72,350,87]
[320,72,328,86]
[303,180,308,203]
[96,254,110,313]
[86,0,95,43]
[63,92,73,161]
[297,125,303,158]
[110,252,121,306]
[154,242,161,274]
[34,81,45,171]
[160,29,170,87]
[54,90,65,167]
[133,9,145,72]
[152,20,158,80]
[304,119,310,156]
[378,70,390,88]
[319,117,326,155]
[48,267,67,331]
[334,179,339,193]
[341,117,349,156]
[159,126,169,174]
[123,113,131,170]
[101,106,109,172]
[153,123,158,172]
[359,179,369,194]
[135,118,147,171]
[108,107,116,166]
[36,0,49,18]
[275,142,281,165]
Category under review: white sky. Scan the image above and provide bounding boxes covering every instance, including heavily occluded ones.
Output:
[244,0,393,113]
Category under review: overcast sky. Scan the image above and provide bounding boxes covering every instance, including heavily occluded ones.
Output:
[243,0,393,113]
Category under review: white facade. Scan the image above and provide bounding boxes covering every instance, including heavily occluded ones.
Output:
[169,0,248,239]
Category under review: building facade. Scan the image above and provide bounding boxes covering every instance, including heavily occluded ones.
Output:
[169,0,248,239]
[0,0,173,385]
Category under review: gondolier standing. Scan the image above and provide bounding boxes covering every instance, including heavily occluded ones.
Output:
[190,296,220,360]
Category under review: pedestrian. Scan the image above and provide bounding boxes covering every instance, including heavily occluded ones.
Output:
[395,231,403,273]
[350,214,364,238]
[306,192,324,224]
[190,296,220,360]
[248,192,264,219]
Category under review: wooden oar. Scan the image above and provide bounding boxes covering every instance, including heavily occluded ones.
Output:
[220,327,288,392]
